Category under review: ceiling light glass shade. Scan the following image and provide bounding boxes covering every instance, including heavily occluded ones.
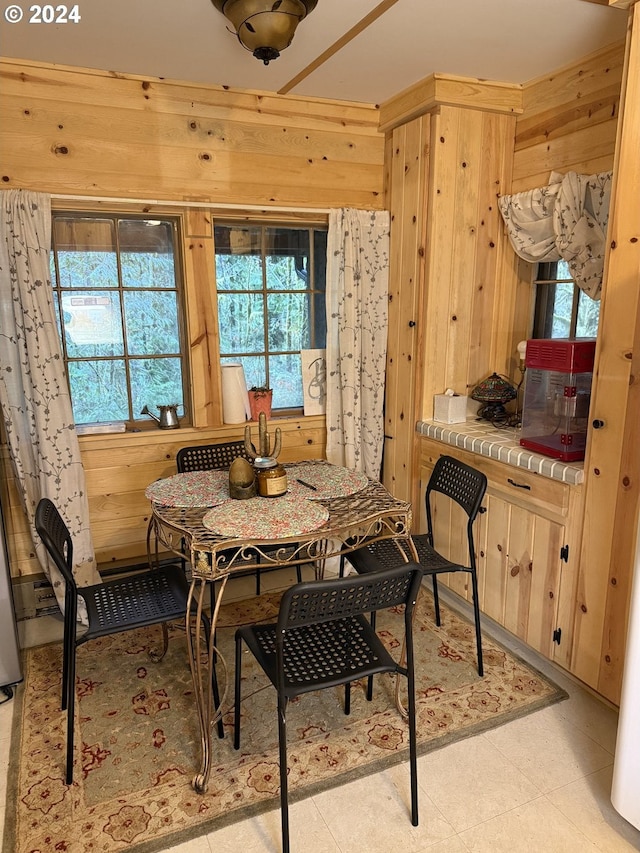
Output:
[212,0,318,64]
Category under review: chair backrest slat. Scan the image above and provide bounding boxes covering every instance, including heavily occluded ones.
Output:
[176,440,248,473]
[35,498,76,590]
[426,455,487,520]
[278,564,423,633]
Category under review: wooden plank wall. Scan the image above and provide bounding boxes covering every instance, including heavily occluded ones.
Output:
[381,115,430,501]
[0,58,384,582]
[573,7,640,702]
[419,108,517,424]
[0,59,385,208]
[512,41,625,193]
[381,102,517,506]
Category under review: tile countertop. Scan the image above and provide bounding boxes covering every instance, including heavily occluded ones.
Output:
[416,419,585,486]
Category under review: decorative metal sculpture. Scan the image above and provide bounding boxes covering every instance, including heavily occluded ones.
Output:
[244,411,282,460]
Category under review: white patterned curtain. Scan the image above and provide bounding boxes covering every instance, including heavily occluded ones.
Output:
[499,170,612,300]
[0,190,101,619]
[325,208,390,478]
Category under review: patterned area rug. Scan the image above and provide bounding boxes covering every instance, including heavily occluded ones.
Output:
[4,589,567,853]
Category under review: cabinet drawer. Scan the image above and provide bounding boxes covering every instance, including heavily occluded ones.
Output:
[419,437,572,520]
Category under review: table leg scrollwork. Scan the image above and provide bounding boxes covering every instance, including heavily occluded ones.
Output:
[186,561,229,795]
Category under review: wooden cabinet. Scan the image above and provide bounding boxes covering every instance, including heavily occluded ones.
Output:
[481,493,564,660]
[419,436,585,673]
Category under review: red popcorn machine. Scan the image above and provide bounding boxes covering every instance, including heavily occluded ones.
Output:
[520,338,596,462]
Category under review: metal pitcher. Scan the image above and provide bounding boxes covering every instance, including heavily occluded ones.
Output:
[140,404,180,429]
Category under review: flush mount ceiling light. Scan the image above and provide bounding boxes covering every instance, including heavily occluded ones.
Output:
[212,0,318,65]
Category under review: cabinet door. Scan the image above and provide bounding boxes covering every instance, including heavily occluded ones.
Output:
[481,494,510,624]
[503,503,535,641]
[528,515,564,659]
[482,494,564,658]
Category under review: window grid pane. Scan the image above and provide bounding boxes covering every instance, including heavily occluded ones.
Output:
[215,223,326,410]
[50,213,187,425]
[533,261,600,341]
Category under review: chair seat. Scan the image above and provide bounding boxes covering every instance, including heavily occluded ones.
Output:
[345,535,471,579]
[345,536,412,574]
[237,614,397,699]
[412,535,468,574]
[81,565,190,642]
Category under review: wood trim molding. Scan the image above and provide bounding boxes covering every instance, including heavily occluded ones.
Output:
[278,0,400,96]
[378,73,523,133]
[581,0,635,8]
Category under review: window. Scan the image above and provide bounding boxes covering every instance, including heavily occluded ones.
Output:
[214,223,327,410]
[533,260,601,339]
[50,213,187,425]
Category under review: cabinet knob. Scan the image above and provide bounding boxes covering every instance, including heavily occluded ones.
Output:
[592,419,605,429]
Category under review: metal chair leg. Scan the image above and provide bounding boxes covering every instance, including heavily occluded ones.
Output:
[432,574,441,625]
[470,569,484,676]
[365,609,377,700]
[233,634,243,750]
[406,633,419,826]
[61,617,72,711]
[211,660,225,740]
[65,648,76,784]
[277,694,290,853]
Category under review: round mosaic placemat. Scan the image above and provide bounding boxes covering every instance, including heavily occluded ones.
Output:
[145,470,230,507]
[284,463,369,499]
[203,496,329,539]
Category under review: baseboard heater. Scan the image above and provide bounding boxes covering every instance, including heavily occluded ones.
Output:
[13,558,183,621]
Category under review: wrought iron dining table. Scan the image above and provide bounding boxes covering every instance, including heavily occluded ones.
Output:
[147,459,415,794]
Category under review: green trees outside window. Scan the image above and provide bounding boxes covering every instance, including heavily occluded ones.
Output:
[215,224,327,410]
[49,214,186,425]
[49,214,328,425]
[533,260,601,339]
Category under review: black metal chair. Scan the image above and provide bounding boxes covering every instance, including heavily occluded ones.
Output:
[341,454,488,677]
[35,498,223,785]
[233,563,423,853]
[176,440,302,594]
[176,440,249,474]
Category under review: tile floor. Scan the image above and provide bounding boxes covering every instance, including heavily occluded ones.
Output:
[2,571,640,853]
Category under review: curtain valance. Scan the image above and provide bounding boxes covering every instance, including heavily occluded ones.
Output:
[499,170,612,300]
